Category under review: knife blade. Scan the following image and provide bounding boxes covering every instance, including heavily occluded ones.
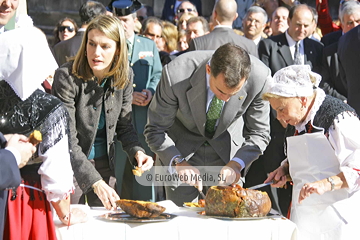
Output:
[247,181,273,190]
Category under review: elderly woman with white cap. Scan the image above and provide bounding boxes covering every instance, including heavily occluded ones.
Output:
[263,65,360,240]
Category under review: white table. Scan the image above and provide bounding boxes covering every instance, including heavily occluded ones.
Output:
[55,201,298,240]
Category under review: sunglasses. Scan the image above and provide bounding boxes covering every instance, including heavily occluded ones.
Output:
[59,26,74,33]
[177,8,195,13]
[137,16,147,22]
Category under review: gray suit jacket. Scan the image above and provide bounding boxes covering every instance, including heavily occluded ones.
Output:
[52,31,84,66]
[52,62,144,193]
[188,27,259,58]
[258,32,323,76]
[144,51,271,173]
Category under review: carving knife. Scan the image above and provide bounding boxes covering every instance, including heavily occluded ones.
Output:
[247,181,273,190]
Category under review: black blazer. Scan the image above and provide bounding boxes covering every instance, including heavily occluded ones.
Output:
[338,25,360,114]
[0,132,21,240]
[321,30,342,47]
[319,41,347,101]
[188,27,259,58]
[161,0,202,22]
[52,31,84,66]
[258,32,324,76]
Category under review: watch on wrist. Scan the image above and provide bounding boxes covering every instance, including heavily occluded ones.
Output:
[327,177,335,191]
[173,157,185,166]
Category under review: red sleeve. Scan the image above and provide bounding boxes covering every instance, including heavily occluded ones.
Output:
[316,0,341,36]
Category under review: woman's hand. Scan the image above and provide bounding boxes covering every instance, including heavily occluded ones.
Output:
[61,208,88,226]
[92,180,120,210]
[135,151,154,172]
[298,180,327,204]
[265,163,289,188]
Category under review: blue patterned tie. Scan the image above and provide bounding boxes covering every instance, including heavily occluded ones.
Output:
[205,96,222,135]
[294,41,301,65]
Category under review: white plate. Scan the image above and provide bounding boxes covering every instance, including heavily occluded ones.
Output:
[182,204,204,211]
[200,211,282,220]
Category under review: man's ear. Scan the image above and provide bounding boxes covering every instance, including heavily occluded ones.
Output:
[206,64,211,75]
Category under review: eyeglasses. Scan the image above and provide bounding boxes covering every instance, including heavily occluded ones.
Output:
[177,8,196,14]
[59,26,74,33]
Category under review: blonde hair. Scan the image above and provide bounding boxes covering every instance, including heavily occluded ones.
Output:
[162,21,178,53]
[72,15,129,89]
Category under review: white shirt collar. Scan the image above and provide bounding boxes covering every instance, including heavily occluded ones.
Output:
[253,36,262,45]
[285,30,300,47]
[0,26,5,34]
[127,34,135,46]
[214,25,232,30]
[285,31,304,62]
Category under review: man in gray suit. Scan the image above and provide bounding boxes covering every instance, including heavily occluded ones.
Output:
[52,1,107,66]
[144,43,271,205]
[188,0,258,58]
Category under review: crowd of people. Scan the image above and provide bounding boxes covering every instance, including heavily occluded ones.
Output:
[1,0,360,239]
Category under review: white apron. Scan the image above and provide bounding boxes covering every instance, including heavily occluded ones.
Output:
[287,131,360,240]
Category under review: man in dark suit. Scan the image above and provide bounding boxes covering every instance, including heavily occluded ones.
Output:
[52,1,107,66]
[188,0,258,58]
[338,25,360,114]
[112,0,162,202]
[320,1,360,101]
[144,43,271,205]
[0,133,35,240]
[161,0,202,23]
[258,4,323,76]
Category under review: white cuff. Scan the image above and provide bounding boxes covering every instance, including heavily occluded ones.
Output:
[168,155,181,175]
[280,158,288,166]
[230,158,245,171]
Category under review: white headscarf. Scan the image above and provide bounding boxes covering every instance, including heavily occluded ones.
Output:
[267,65,322,97]
[0,26,58,100]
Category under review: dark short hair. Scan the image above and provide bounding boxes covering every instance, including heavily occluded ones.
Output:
[186,16,209,33]
[140,16,163,34]
[79,1,107,25]
[210,43,251,88]
[288,4,314,22]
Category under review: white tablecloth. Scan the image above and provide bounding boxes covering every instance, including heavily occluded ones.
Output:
[55,201,298,240]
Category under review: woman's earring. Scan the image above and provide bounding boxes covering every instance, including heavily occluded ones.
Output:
[85,51,87,56]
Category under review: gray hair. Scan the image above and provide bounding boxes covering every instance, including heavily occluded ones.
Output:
[244,6,268,24]
[339,1,360,24]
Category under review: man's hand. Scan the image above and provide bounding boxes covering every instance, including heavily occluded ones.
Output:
[219,161,241,185]
[134,151,154,172]
[132,89,152,106]
[5,134,36,168]
[175,161,203,191]
[92,180,120,210]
